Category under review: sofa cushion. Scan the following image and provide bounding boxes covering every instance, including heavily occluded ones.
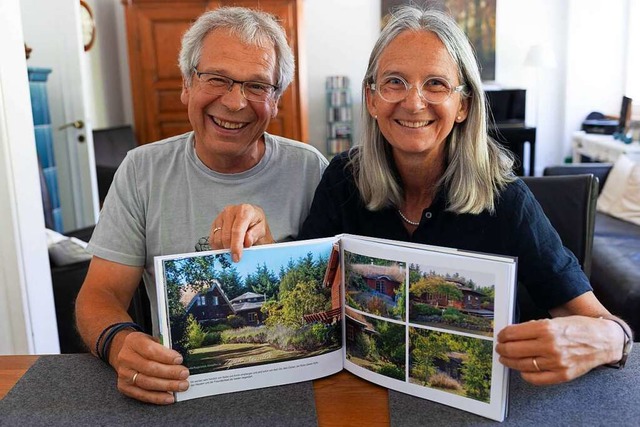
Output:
[597,155,640,226]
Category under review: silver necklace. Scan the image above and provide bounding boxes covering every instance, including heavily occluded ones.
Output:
[397,209,420,226]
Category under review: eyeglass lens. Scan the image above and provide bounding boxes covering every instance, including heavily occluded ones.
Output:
[196,73,274,102]
[377,76,456,104]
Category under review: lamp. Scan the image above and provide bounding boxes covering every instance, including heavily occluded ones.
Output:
[524,44,557,127]
[524,44,557,69]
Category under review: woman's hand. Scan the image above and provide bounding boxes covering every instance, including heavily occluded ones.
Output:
[496,316,625,385]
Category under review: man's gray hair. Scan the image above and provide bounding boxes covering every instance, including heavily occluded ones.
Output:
[353,5,514,214]
[178,7,294,97]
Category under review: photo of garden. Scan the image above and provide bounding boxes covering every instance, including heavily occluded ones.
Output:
[161,241,342,375]
[408,263,495,337]
[345,307,406,381]
[409,327,493,403]
[344,251,406,321]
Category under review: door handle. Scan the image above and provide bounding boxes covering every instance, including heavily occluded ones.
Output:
[58,120,85,131]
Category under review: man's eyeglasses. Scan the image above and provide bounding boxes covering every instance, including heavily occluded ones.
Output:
[369,75,466,104]
[192,68,278,103]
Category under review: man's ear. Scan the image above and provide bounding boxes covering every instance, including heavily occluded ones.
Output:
[270,96,279,119]
[180,80,190,106]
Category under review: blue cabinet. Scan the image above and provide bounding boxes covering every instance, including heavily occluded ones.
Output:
[28,67,63,232]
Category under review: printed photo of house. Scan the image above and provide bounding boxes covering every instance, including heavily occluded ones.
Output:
[162,240,341,375]
[408,264,495,337]
[409,327,493,403]
[344,252,406,321]
[345,307,406,382]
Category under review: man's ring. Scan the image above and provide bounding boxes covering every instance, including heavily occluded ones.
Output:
[532,357,541,372]
[212,227,222,235]
[132,371,140,385]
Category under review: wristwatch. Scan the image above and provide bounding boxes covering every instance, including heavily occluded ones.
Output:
[600,316,633,369]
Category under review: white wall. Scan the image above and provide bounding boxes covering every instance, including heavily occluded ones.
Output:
[0,0,60,355]
[87,0,133,129]
[564,0,629,153]
[303,0,380,152]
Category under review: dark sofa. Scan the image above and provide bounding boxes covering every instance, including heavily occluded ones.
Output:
[50,226,151,353]
[545,164,640,335]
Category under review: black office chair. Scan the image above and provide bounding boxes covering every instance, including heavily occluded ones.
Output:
[518,174,599,321]
[92,125,138,205]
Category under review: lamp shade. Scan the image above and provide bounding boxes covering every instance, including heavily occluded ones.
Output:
[524,45,557,68]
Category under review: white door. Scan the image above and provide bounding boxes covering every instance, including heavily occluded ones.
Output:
[21,0,99,232]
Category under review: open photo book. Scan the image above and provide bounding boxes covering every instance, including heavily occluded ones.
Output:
[155,234,517,421]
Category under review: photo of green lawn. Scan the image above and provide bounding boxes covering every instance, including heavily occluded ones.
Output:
[161,241,342,374]
[409,327,493,403]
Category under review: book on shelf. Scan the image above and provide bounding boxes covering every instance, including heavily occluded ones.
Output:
[155,234,517,421]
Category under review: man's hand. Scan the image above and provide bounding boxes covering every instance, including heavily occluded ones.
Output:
[496,315,625,385]
[109,330,189,405]
[209,204,274,262]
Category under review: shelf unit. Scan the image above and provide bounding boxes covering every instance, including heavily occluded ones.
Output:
[326,76,353,156]
[28,67,63,232]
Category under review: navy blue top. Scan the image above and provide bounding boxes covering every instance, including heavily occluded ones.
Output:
[299,152,592,311]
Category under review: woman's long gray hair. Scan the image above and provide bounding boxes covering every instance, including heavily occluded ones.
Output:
[178,7,294,98]
[352,5,514,214]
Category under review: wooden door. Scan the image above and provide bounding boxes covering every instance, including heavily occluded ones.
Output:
[123,0,306,145]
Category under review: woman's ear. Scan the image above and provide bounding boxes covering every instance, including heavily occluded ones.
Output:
[456,96,470,122]
[365,85,378,119]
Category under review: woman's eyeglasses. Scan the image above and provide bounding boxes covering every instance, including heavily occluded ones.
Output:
[370,75,465,104]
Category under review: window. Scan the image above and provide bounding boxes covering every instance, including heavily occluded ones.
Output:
[248,312,257,323]
[376,280,385,293]
[212,296,219,306]
[197,295,206,306]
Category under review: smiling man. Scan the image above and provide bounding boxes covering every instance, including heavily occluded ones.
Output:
[75,7,327,405]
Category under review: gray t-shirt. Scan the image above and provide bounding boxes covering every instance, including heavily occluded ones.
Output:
[87,132,328,332]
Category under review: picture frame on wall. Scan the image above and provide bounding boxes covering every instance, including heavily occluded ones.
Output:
[381,0,497,81]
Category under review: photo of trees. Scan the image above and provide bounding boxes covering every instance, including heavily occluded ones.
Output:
[408,263,495,337]
[161,241,341,375]
[409,327,493,403]
[344,251,406,321]
[345,307,406,381]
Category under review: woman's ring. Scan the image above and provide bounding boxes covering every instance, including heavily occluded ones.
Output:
[532,357,541,372]
[132,371,140,385]
[212,227,222,235]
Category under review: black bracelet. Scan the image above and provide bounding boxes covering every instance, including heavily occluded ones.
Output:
[599,316,634,369]
[95,322,124,358]
[97,322,144,363]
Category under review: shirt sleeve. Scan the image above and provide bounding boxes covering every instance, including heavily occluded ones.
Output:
[86,152,147,267]
[507,181,592,310]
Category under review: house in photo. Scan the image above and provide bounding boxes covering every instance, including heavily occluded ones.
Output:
[182,285,269,327]
[414,277,493,318]
[364,273,401,299]
[350,263,405,301]
[180,281,235,326]
[304,243,342,325]
[230,292,266,326]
